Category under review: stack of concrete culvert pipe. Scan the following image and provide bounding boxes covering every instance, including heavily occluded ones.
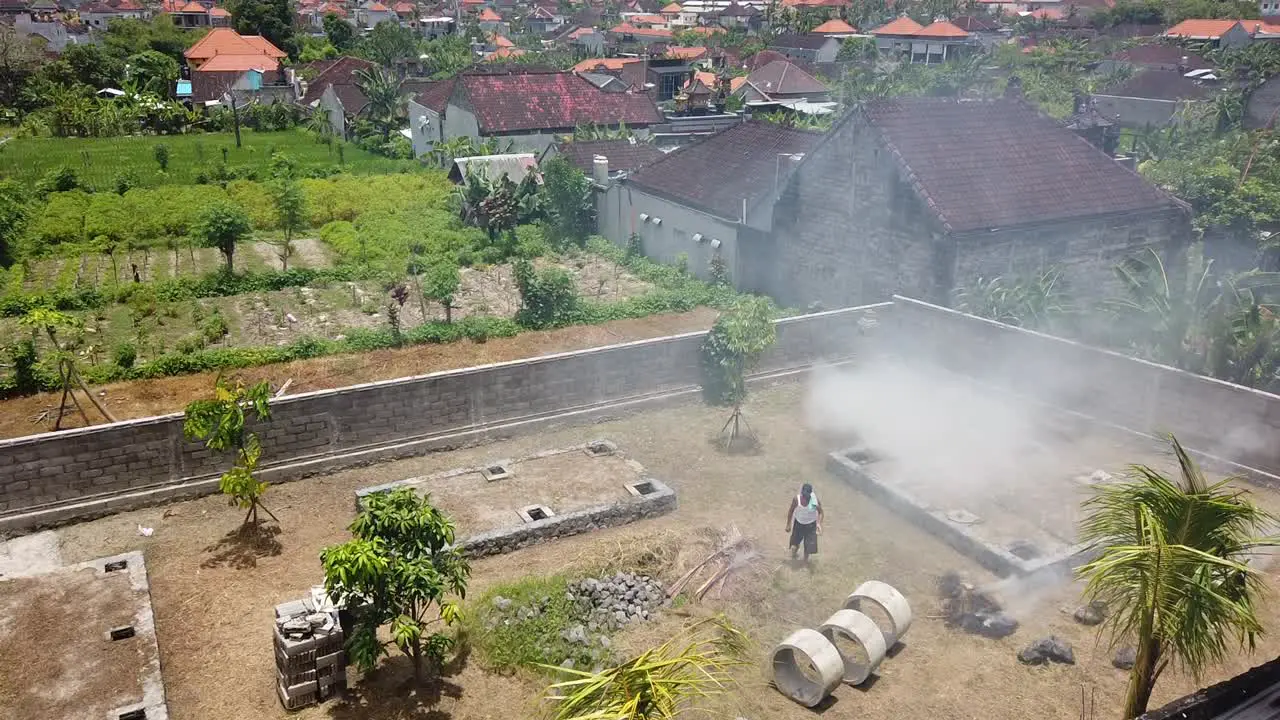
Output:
[769,580,911,707]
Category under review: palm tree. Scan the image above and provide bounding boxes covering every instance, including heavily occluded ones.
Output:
[541,616,748,720]
[354,66,404,141]
[1077,435,1276,719]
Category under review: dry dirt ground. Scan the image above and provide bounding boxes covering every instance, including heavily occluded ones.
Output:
[0,308,716,440]
[36,383,1280,720]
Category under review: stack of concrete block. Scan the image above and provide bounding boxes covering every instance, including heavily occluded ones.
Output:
[274,590,347,711]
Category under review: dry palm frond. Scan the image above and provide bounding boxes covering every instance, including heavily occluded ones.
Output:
[539,615,749,720]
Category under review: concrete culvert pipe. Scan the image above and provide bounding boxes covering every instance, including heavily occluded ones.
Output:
[819,609,887,685]
[845,580,913,648]
[770,628,844,707]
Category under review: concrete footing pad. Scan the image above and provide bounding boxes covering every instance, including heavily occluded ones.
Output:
[770,628,844,707]
[845,580,913,648]
[819,609,887,685]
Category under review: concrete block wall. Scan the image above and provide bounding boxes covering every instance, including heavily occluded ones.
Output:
[886,296,1280,479]
[0,306,878,524]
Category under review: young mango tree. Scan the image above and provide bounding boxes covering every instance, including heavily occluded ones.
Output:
[1077,435,1277,719]
[699,296,776,451]
[195,200,253,273]
[183,377,277,528]
[321,487,471,685]
[541,615,748,720]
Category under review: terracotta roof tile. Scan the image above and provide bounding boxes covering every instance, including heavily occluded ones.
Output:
[661,1,680,11]
[572,56,642,72]
[860,97,1179,233]
[552,138,665,174]
[629,13,664,23]
[628,121,824,219]
[478,7,500,20]
[488,46,526,58]
[459,69,663,133]
[609,22,673,38]
[493,34,514,46]
[394,2,415,12]
[915,20,968,37]
[1163,18,1243,38]
[665,45,707,59]
[196,54,279,72]
[872,16,923,35]
[243,35,288,57]
[812,18,857,33]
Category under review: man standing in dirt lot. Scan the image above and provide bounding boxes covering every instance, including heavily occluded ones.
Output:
[786,483,823,563]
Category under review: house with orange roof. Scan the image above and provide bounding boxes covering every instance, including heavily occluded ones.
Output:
[1163,18,1252,48]
[356,0,397,27]
[627,13,668,28]
[477,7,504,27]
[811,18,858,36]
[393,1,415,17]
[665,45,707,60]
[873,16,974,62]
[607,21,674,45]
[163,0,231,29]
[183,27,292,103]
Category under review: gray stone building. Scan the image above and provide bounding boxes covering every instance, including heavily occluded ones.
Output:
[596,120,823,288]
[768,96,1191,308]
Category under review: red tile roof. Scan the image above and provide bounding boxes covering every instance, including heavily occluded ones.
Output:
[661,1,681,11]
[872,16,923,35]
[1163,18,1243,39]
[812,18,857,33]
[478,7,500,20]
[552,138,665,174]
[300,55,376,106]
[243,35,288,57]
[185,28,285,61]
[568,26,598,38]
[860,97,1180,233]
[178,1,205,12]
[609,22,673,38]
[493,34,514,46]
[572,57,642,72]
[629,13,665,23]
[208,6,228,15]
[458,69,663,133]
[366,1,390,10]
[628,121,824,219]
[665,45,707,59]
[488,46,526,58]
[688,25,724,35]
[915,20,969,37]
[394,2,415,13]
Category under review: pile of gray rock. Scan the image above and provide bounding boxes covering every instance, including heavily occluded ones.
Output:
[566,572,669,632]
[1018,636,1076,665]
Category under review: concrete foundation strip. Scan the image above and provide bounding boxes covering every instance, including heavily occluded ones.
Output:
[845,580,913,648]
[770,628,844,707]
[818,608,887,685]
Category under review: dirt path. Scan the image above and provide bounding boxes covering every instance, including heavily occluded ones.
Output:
[0,309,717,441]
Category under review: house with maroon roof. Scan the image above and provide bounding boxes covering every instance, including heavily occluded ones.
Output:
[597,120,823,288]
[441,67,663,152]
[541,138,666,178]
[299,56,376,137]
[406,76,458,156]
[768,96,1190,308]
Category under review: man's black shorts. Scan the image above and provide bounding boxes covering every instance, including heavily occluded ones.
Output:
[789,522,818,555]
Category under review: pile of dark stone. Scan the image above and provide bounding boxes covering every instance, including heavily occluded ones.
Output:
[1018,636,1076,665]
[938,571,1020,639]
[566,572,669,632]
[1072,600,1108,626]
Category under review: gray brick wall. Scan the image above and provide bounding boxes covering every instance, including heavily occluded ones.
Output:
[0,308,874,518]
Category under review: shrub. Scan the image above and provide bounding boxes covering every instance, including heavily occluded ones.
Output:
[113,170,142,195]
[37,166,80,195]
[153,143,170,172]
[7,339,41,394]
[111,341,137,369]
[513,258,579,329]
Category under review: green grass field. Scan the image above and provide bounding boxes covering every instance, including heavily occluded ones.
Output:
[0,130,413,189]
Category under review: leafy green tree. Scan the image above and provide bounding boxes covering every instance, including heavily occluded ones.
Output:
[700,296,776,448]
[323,13,355,51]
[268,152,305,270]
[226,0,296,57]
[297,35,338,62]
[321,487,470,684]
[354,65,404,141]
[540,156,595,246]
[423,256,461,323]
[357,20,419,68]
[0,24,44,107]
[128,50,180,96]
[419,35,473,79]
[1077,435,1276,719]
[543,616,748,720]
[62,43,126,90]
[513,258,578,328]
[183,378,277,528]
[0,180,29,268]
[102,16,194,64]
[195,200,253,272]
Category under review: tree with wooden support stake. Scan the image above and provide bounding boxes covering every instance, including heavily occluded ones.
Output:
[20,308,117,430]
[699,296,776,452]
[183,377,277,530]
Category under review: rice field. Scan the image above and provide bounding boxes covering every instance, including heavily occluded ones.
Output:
[0,131,414,189]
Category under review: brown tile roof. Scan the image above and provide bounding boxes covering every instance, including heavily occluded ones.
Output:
[299,56,376,107]
[1108,43,1210,68]
[770,32,836,50]
[860,97,1180,233]
[745,60,826,97]
[950,15,997,32]
[552,138,665,174]
[412,76,457,112]
[872,16,923,35]
[628,120,824,219]
[1104,68,1212,101]
[458,69,663,133]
